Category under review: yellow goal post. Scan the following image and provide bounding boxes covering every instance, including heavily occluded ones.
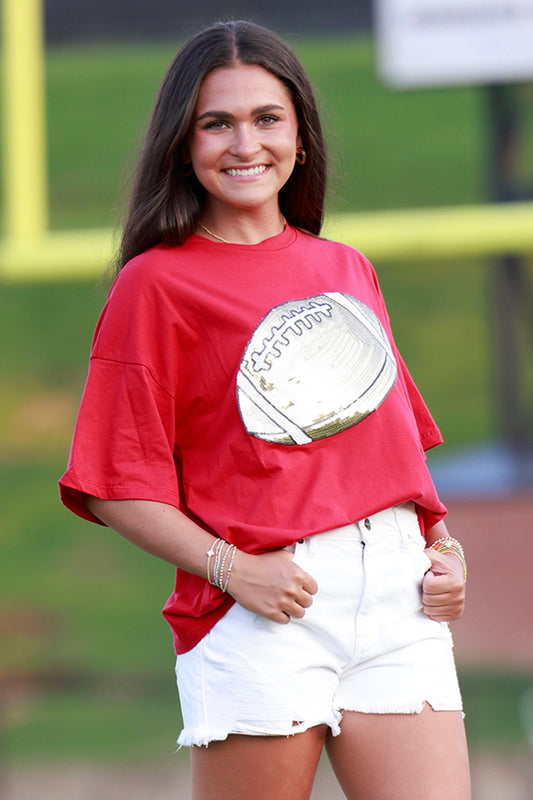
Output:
[1,0,533,282]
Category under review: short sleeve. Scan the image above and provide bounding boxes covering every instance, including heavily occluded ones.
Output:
[394,348,443,452]
[59,357,180,524]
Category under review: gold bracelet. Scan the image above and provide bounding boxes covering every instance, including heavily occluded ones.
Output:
[206,538,224,586]
[429,536,467,581]
[206,538,236,591]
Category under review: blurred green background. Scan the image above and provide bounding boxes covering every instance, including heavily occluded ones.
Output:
[1,30,533,793]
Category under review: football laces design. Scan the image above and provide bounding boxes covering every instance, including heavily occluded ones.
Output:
[237,292,397,445]
[250,299,334,372]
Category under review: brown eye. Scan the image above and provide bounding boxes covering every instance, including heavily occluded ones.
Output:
[258,115,278,125]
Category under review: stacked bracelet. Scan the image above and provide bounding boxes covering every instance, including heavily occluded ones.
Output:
[206,538,237,591]
[429,536,467,581]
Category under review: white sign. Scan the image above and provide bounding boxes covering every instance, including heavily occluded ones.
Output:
[375,0,533,87]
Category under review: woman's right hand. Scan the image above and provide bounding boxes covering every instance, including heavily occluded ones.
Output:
[83,497,317,623]
[227,549,318,623]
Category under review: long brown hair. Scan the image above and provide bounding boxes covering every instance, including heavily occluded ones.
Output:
[118,20,327,269]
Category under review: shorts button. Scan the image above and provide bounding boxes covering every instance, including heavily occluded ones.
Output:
[298,538,305,544]
[364,518,371,530]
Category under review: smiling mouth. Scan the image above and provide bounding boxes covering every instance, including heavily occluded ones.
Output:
[223,165,268,177]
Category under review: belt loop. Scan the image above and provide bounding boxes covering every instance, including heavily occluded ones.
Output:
[392,503,411,546]
[306,535,317,556]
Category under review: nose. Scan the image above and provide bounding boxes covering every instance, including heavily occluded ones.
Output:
[229,124,262,160]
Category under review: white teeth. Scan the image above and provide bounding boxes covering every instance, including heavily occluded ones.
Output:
[224,165,267,177]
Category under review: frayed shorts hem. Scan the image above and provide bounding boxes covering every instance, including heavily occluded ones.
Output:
[175,504,464,749]
[177,712,343,748]
[177,699,465,747]
[338,698,464,716]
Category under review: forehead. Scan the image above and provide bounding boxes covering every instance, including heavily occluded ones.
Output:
[196,63,295,112]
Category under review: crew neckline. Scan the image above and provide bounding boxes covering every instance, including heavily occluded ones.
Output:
[190,222,297,251]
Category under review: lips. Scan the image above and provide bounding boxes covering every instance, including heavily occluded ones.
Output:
[223,165,268,177]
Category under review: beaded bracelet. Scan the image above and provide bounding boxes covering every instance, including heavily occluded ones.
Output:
[222,545,237,592]
[206,538,237,591]
[206,538,224,585]
[429,536,467,581]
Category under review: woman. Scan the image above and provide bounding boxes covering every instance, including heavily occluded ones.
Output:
[60,20,470,800]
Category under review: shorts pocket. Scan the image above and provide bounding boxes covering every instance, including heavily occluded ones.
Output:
[410,539,432,584]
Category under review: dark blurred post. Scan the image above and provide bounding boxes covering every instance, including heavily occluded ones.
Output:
[487,85,533,481]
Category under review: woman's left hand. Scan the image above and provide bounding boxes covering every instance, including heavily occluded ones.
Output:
[422,548,466,621]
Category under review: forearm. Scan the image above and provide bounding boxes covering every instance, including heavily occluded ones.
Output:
[85,496,216,579]
[85,495,318,623]
[424,518,450,547]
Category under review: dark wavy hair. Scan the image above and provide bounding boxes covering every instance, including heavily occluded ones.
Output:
[118,20,327,269]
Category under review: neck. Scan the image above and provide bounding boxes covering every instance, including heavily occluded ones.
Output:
[197,211,286,245]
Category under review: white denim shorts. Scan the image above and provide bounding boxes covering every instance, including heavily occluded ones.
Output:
[175,503,462,747]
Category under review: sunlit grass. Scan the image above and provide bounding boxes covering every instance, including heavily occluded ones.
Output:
[35,36,502,229]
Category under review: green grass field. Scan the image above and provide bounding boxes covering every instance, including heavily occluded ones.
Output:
[1,35,532,764]
[41,37,494,230]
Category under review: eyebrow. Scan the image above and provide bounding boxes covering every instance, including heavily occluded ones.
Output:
[196,104,285,122]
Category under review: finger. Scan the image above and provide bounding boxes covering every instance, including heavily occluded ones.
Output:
[423,596,463,613]
[287,586,315,614]
[301,571,318,595]
[423,596,464,617]
[424,568,455,584]
[289,604,306,619]
[423,594,463,609]
[423,596,464,614]
[424,578,464,594]
[423,574,462,596]
[299,592,314,609]
[269,609,292,624]
[424,607,464,621]
[423,583,461,600]
[282,583,316,619]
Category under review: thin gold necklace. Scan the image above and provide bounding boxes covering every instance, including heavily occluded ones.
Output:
[198,223,232,244]
[198,217,286,244]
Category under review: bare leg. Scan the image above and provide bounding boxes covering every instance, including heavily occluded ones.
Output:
[326,704,471,800]
[191,724,329,800]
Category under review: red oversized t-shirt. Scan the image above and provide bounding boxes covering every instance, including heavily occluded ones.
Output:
[59,226,446,653]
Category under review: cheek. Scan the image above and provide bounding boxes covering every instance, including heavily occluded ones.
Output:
[189,134,218,166]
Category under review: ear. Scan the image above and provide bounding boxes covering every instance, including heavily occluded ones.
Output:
[296,133,303,150]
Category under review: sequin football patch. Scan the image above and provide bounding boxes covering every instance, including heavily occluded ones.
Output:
[236,292,397,445]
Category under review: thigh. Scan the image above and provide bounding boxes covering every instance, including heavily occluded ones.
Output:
[325,705,471,800]
[190,724,328,800]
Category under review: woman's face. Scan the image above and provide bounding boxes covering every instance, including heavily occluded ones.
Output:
[187,63,301,221]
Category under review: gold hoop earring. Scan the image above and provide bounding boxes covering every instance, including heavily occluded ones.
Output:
[295,147,307,165]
